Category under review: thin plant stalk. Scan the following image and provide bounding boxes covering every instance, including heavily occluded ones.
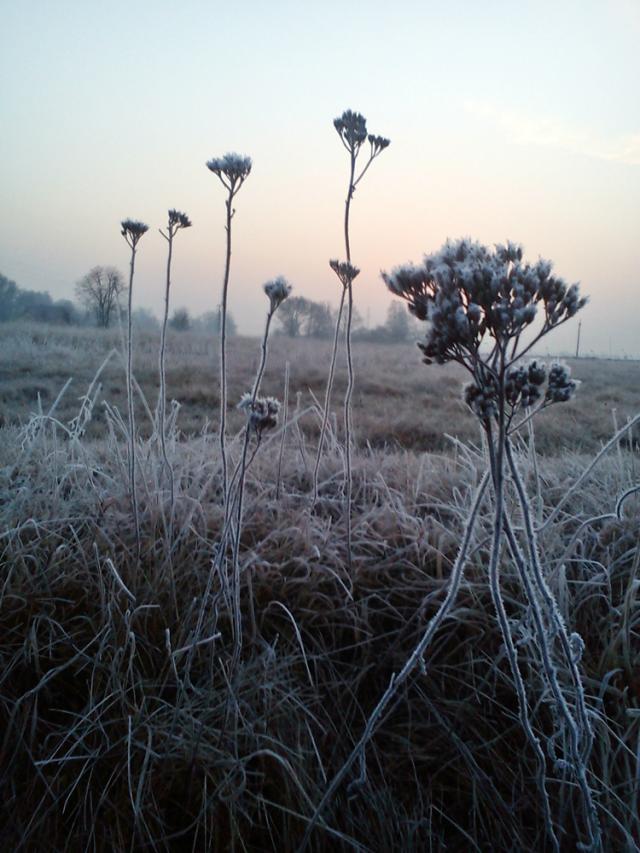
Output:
[312,111,389,513]
[342,150,357,570]
[126,252,138,561]
[218,193,233,501]
[228,308,274,662]
[157,210,192,539]
[505,439,601,849]
[486,383,559,852]
[120,219,149,563]
[311,286,347,505]
[158,230,175,519]
[275,360,290,500]
[206,154,252,505]
[226,279,290,665]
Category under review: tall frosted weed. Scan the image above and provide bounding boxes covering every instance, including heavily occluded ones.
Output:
[303,239,602,850]
[157,209,192,529]
[206,152,252,503]
[120,218,149,562]
[312,110,390,566]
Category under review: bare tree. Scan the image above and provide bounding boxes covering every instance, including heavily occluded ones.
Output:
[75,266,125,328]
[275,295,311,337]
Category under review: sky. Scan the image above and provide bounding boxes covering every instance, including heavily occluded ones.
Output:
[1,0,639,357]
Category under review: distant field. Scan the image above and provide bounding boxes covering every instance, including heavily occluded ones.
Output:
[1,321,638,454]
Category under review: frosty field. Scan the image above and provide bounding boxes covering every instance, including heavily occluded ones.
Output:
[1,320,638,851]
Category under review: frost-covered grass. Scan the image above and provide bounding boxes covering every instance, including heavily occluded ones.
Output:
[0,395,638,850]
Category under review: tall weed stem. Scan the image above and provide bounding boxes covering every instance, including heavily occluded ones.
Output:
[206,153,252,504]
[120,219,149,563]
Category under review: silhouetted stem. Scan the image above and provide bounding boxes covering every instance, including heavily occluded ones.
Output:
[219,193,234,504]
[229,309,274,668]
[311,287,347,505]
[275,361,290,500]
[158,227,175,528]
[126,245,140,563]
[343,151,357,571]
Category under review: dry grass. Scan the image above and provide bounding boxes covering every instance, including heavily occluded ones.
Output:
[0,321,639,851]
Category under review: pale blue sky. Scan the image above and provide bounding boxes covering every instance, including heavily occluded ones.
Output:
[2,0,639,355]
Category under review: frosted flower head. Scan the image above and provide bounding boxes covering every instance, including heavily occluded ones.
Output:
[238,393,281,436]
[463,377,499,420]
[382,263,433,321]
[383,238,587,366]
[168,209,192,229]
[527,360,547,386]
[334,110,368,150]
[505,364,542,409]
[206,152,252,188]
[263,276,292,311]
[121,219,149,247]
[545,362,578,404]
[330,259,360,288]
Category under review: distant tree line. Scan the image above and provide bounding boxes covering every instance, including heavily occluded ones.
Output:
[0,269,239,336]
[0,272,80,325]
[1,269,416,343]
[275,297,419,344]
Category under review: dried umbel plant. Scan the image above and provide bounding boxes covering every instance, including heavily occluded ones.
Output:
[206,152,252,503]
[312,110,390,565]
[120,218,149,563]
[157,209,192,525]
[193,278,290,670]
[227,278,290,663]
[303,239,599,853]
[237,394,281,438]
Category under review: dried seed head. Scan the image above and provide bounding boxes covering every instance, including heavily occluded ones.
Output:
[545,362,578,404]
[121,219,149,247]
[263,276,292,311]
[368,134,391,155]
[168,209,192,229]
[329,259,360,288]
[333,109,368,149]
[527,360,547,386]
[206,152,252,186]
[383,238,587,366]
[463,377,499,420]
[505,364,541,408]
[238,394,281,436]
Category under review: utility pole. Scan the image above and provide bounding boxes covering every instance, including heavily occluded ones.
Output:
[575,320,582,359]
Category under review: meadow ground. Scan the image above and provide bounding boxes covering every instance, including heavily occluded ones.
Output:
[1,321,639,453]
[1,321,639,851]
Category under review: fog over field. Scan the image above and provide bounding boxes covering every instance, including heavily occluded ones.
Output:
[1,3,639,852]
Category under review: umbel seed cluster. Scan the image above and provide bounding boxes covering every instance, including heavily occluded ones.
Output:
[383,238,585,422]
